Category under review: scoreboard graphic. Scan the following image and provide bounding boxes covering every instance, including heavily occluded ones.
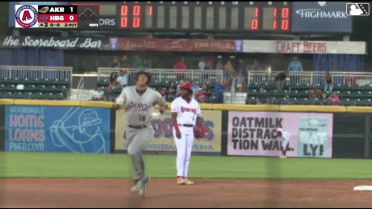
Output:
[15,4,78,28]
[12,2,362,33]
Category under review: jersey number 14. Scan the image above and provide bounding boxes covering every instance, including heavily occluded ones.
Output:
[139,114,146,122]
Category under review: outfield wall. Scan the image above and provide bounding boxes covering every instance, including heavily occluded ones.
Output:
[0,99,371,159]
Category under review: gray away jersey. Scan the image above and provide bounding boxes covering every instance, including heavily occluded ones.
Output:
[116,86,167,126]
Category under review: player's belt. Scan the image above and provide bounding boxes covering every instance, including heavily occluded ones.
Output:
[178,124,193,127]
[128,125,147,129]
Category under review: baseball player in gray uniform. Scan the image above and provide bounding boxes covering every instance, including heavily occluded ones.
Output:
[114,70,168,197]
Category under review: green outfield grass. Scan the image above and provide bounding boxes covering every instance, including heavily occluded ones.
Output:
[1,152,372,179]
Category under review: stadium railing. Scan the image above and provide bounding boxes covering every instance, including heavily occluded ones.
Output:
[247,71,372,86]
[97,68,224,84]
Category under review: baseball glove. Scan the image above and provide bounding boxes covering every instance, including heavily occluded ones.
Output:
[193,126,204,138]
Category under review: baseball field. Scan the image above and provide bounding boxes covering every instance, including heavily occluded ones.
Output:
[1,152,372,208]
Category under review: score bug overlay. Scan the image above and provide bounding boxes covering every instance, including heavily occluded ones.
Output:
[15,5,78,28]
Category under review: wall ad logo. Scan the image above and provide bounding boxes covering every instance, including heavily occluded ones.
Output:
[5,106,111,154]
[15,5,39,28]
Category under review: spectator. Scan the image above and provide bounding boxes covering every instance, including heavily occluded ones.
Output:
[174,57,187,80]
[117,70,128,87]
[112,56,120,68]
[256,88,267,104]
[235,71,244,93]
[205,57,213,69]
[213,79,225,103]
[120,55,130,68]
[196,82,212,103]
[198,57,209,82]
[216,59,223,70]
[160,87,167,100]
[238,59,248,89]
[308,84,323,99]
[132,55,144,68]
[283,95,290,105]
[274,70,289,91]
[287,56,303,72]
[191,80,201,99]
[251,59,260,71]
[176,80,185,96]
[198,57,206,70]
[166,81,177,102]
[320,93,330,105]
[91,86,104,101]
[238,59,248,81]
[223,60,235,91]
[107,72,118,94]
[323,71,333,94]
[328,91,340,106]
[174,57,188,69]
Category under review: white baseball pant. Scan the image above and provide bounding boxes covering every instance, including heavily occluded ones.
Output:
[173,126,194,178]
[281,133,291,157]
[281,133,290,150]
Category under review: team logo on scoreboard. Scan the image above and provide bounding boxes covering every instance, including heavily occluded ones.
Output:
[38,6,49,14]
[15,5,38,28]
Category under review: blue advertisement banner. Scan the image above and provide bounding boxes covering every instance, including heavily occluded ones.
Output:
[5,106,111,153]
[291,2,352,33]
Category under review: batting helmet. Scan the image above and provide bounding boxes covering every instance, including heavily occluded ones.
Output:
[180,82,193,93]
[136,70,151,84]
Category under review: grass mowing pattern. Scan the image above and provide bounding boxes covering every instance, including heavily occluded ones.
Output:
[2,152,372,179]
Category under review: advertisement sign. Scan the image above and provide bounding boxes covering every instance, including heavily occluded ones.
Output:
[291,2,352,33]
[2,35,110,50]
[243,40,366,55]
[227,111,333,158]
[118,39,239,52]
[115,110,221,153]
[5,106,111,153]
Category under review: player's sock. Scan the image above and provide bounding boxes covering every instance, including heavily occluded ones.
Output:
[283,150,287,156]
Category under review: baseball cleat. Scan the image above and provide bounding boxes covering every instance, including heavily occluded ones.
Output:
[184,179,195,185]
[139,176,149,197]
[279,156,287,158]
[131,180,141,192]
[177,178,186,185]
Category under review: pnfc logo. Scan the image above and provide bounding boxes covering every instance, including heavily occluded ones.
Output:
[15,5,38,28]
[346,3,370,16]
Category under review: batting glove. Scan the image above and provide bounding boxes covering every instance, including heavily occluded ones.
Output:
[115,97,124,105]
[149,111,161,120]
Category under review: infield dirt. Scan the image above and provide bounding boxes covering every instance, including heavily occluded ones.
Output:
[0,178,371,208]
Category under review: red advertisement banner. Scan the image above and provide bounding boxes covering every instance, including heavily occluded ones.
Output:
[118,39,237,52]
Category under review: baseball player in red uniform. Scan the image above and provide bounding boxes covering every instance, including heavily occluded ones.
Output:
[276,128,291,158]
[171,82,206,185]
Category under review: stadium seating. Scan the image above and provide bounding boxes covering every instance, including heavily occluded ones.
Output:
[246,81,372,106]
[0,78,69,100]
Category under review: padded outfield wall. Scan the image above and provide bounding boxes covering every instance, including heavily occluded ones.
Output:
[0,99,371,159]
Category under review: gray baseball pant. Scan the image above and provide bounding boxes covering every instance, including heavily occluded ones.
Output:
[126,126,154,181]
